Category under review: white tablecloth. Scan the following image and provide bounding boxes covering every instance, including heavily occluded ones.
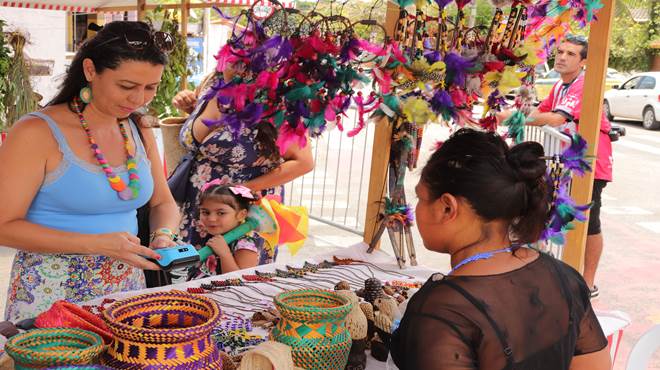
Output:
[88,243,629,370]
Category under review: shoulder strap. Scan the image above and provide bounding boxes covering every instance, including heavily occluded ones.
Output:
[444,280,515,367]
[27,112,75,159]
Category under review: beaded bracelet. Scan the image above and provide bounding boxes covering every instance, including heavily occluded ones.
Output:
[149,227,178,243]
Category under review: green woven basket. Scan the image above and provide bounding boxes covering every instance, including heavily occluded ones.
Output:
[5,328,105,370]
[272,289,353,370]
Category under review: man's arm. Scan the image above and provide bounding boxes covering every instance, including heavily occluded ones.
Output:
[527,108,570,127]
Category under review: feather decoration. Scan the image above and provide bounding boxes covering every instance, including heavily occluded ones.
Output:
[434,0,453,9]
[502,110,528,144]
[349,93,380,137]
[498,66,527,94]
[249,35,293,72]
[203,103,264,138]
[560,134,593,176]
[443,52,474,86]
[340,37,362,63]
[541,175,591,244]
[393,0,415,8]
[479,115,498,131]
[276,122,308,155]
[371,66,393,94]
[377,94,401,118]
[449,88,469,108]
[216,83,256,112]
[454,0,473,10]
[402,97,436,125]
[429,89,455,122]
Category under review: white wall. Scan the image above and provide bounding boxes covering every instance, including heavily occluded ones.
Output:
[0,7,68,104]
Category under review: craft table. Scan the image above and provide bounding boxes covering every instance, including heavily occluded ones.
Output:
[86,243,628,369]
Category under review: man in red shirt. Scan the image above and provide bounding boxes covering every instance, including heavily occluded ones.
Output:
[498,35,613,298]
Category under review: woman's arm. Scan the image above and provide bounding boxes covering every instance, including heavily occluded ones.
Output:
[570,347,612,370]
[244,139,314,193]
[138,125,181,248]
[0,117,161,269]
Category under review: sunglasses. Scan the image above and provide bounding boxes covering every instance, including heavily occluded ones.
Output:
[564,34,587,45]
[95,29,174,53]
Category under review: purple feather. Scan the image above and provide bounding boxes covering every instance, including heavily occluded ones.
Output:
[250,36,293,72]
[203,103,264,139]
[529,2,549,19]
[443,52,474,86]
[560,134,592,176]
[487,90,506,110]
[424,50,442,64]
[430,90,454,115]
[340,37,361,63]
[434,0,453,10]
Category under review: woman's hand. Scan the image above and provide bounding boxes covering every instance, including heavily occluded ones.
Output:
[95,232,162,270]
[207,236,232,258]
[150,235,177,249]
[172,90,197,115]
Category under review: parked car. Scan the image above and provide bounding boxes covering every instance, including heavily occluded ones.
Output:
[535,68,627,101]
[603,72,660,130]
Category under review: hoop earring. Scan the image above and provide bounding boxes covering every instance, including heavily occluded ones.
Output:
[79,85,92,104]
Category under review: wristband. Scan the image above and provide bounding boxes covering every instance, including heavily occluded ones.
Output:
[149,228,177,243]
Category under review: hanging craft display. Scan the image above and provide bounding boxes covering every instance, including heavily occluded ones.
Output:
[101,291,222,369]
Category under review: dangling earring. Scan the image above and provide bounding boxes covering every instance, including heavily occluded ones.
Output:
[79,85,92,104]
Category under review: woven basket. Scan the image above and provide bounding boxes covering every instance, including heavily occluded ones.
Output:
[101,291,222,369]
[272,289,353,370]
[46,366,111,369]
[159,117,187,177]
[5,328,105,369]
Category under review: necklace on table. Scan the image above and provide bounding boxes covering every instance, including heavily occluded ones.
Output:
[70,97,140,201]
[448,247,513,275]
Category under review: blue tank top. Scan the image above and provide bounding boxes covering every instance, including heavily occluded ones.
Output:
[25,112,154,235]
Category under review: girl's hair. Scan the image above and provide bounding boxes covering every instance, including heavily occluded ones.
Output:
[48,21,168,106]
[421,128,549,243]
[199,184,254,211]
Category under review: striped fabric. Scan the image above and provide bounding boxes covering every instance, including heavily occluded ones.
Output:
[0,0,295,13]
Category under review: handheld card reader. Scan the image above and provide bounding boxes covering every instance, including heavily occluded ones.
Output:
[149,244,200,271]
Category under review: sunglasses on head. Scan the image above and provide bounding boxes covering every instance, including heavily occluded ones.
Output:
[95,29,174,53]
[564,34,587,45]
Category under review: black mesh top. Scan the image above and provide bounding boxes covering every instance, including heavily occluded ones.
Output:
[390,252,607,370]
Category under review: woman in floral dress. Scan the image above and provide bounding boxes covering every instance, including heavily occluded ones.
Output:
[176,66,314,268]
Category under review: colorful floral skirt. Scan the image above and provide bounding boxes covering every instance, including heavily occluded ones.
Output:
[4,251,146,323]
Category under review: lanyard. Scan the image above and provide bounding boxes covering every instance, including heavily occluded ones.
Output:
[448,247,513,275]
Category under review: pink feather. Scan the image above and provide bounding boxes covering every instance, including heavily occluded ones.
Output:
[276,123,308,155]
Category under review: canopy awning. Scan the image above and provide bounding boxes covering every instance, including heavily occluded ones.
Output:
[0,0,294,13]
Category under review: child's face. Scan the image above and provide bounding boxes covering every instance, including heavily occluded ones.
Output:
[199,199,248,236]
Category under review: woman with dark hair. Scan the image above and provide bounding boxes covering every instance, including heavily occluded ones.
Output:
[0,21,180,322]
[175,61,314,268]
[390,129,611,370]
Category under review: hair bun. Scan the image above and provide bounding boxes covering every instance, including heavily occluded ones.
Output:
[506,142,546,182]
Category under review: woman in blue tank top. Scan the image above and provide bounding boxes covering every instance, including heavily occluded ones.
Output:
[0,21,180,322]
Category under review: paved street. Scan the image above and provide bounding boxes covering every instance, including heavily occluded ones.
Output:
[0,118,659,368]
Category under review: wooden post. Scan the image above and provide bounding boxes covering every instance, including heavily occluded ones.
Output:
[180,0,190,91]
[562,0,615,271]
[137,0,146,21]
[362,1,400,247]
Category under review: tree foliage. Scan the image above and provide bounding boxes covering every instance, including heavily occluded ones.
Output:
[145,7,191,119]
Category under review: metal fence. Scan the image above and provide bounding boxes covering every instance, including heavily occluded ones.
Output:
[283,121,574,255]
[525,125,573,259]
[284,108,375,236]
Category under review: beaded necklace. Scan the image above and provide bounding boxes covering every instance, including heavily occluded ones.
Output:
[448,247,513,275]
[70,97,140,201]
